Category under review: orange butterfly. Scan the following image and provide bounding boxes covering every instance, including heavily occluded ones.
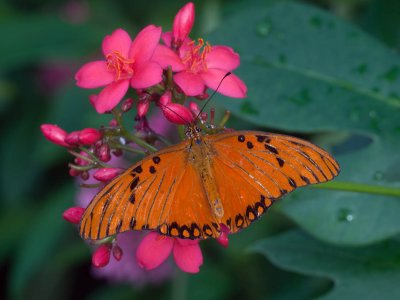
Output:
[79,126,340,241]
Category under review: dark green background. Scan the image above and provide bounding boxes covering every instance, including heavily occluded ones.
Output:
[1,0,400,299]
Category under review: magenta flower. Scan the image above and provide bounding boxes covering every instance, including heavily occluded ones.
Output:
[153,3,247,98]
[155,39,247,98]
[136,232,203,274]
[75,26,163,113]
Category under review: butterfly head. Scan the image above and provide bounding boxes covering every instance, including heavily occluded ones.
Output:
[185,123,203,144]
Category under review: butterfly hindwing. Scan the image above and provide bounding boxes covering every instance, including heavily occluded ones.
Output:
[207,131,340,233]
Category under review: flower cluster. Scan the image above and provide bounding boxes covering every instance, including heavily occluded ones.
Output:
[41,2,246,281]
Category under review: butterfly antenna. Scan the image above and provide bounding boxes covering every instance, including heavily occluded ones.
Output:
[196,72,231,120]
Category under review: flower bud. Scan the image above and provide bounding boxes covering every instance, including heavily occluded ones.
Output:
[92,244,111,268]
[75,151,90,166]
[109,119,118,127]
[161,103,194,125]
[62,207,85,224]
[40,124,69,147]
[137,100,150,118]
[121,98,134,112]
[98,144,111,162]
[65,130,80,146]
[172,2,195,46]
[216,224,230,248]
[93,168,121,182]
[80,170,90,181]
[79,128,102,145]
[69,168,81,177]
[112,244,123,261]
[159,90,172,106]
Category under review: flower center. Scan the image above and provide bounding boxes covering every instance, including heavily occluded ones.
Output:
[106,51,135,81]
[180,38,211,73]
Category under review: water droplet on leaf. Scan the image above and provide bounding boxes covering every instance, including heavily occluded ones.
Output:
[374,171,384,181]
[337,208,355,222]
[256,20,271,37]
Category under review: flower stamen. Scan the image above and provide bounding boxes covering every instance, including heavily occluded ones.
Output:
[106,51,135,81]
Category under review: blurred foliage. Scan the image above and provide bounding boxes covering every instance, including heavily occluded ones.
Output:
[0,0,399,299]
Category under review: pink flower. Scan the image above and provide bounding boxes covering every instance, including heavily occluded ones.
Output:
[75,26,163,113]
[153,3,247,98]
[136,232,203,274]
[155,40,247,98]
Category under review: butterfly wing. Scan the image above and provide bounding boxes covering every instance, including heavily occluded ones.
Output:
[79,140,221,241]
[206,131,340,234]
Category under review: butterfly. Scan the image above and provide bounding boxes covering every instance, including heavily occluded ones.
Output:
[79,126,340,241]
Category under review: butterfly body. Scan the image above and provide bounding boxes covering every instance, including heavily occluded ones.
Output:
[79,130,340,241]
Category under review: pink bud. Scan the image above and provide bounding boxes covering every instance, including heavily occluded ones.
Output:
[75,151,90,166]
[161,103,194,125]
[63,207,85,224]
[93,168,121,182]
[69,168,81,177]
[217,224,230,248]
[65,130,80,145]
[159,90,172,106]
[121,98,134,112]
[189,101,200,115]
[109,119,118,127]
[98,144,111,162]
[137,100,150,118]
[172,2,195,45]
[112,149,123,157]
[40,124,69,147]
[112,244,123,261]
[80,171,90,181]
[79,128,102,145]
[92,244,111,268]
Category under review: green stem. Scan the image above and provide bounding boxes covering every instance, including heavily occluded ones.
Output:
[111,143,146,155]
[112,109,158,153]
[310,181,400,198]
[78,148,114,168]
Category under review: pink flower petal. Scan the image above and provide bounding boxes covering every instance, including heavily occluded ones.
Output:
[136,232,174,271]
[130,62,163,89]
[153,45,185,71]
[173,240,203,273]
[75,61,114,88]
[200,69,247,98]
[102,28,132,57]
[129,25,162,64]
[206,46,240,71]
[95,80,129,113]
[161,32,173,47]
[173,71,205,96]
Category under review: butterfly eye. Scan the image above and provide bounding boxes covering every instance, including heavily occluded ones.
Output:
[195,126,201,133]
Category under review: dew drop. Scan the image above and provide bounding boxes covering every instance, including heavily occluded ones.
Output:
[256,20,271,37]
[337,208,355,222]
[373,171,384,181]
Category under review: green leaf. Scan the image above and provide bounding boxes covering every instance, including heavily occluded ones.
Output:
[250,229,400,300]
[0,14,105,70]
[208,1,400,245]
[8,184,74,300]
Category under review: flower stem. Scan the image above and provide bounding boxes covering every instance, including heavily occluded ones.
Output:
[111,143,146,155]
[112,109,158,153]
[310,181,400,198]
